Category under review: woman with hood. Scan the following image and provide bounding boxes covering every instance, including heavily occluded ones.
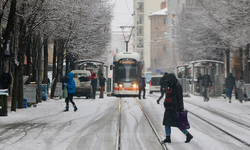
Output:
[160,73,193,143]
[64,72,78,111]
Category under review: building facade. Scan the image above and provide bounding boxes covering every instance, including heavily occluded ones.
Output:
[148,8,168,74]
[133,0,165,72]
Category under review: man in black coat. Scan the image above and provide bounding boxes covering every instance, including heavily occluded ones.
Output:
[225,73,235,103]
[1,68,12,90]
[160,73,193,144]
[157,72,168,104]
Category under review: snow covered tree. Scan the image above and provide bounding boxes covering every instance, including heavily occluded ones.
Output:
[176,0,250,73]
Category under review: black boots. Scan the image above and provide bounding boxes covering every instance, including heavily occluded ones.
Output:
[64,105,78,112]
[161,133,193,144]
[73,105,78,111]
[185,132,193,143]
[64,106,69,112]
[161,136,171,144]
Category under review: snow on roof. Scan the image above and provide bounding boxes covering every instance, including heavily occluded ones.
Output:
[148,8,168,17]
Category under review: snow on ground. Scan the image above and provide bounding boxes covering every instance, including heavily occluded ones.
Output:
[0,92,249,150]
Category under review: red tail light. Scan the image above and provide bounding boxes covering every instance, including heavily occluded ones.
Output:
[149,80,151,86]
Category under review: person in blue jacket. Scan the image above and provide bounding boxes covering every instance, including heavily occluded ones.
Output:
[64,72,78,111]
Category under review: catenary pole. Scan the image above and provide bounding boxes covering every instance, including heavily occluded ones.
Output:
[120,26,134,52]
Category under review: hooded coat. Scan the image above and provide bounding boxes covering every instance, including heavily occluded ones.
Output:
[160,73,168,91]
[163,74,184,127]
[66,72,76,93]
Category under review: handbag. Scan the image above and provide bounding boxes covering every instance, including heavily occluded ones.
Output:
[63,86,68,98]
[176,110,190,130]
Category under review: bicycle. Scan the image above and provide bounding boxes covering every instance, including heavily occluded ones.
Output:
[203,86,209,102]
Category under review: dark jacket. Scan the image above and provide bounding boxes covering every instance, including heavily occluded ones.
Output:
[225,73,235,89]
[138,76,146,88]
[1,72,12,89]
[91,76,98,88]
[66,72,76,93]
[99,77,106,87]
[202,74,212,87]
[163,73,184,127]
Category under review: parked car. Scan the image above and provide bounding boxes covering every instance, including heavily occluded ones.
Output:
[149,75,163,94]
[71,70,92,99]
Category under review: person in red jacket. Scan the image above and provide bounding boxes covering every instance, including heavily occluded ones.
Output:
[85,73,98,99]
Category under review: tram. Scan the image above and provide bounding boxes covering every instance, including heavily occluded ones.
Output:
[111,52,142,97]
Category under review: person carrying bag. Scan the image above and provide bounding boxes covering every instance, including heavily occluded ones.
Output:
[63,86,68,99]
[159,73,193,144]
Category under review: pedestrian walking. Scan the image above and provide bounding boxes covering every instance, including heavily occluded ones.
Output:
[235,78,238,99]
[47,77,50,93]
[236,77,245,103]
[99,73,106,98]
[63,72,78,111]
[160,73,193,144]
[138,74,146,99]
[1,68,12,89]
[202,74,212,101]
[85,73,98,99]
[225,73,235,103]
[157,72,168,104]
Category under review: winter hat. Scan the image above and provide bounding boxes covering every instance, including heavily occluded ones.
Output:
[92,73,96,76]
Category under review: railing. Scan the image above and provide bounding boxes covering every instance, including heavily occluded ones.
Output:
[137,45,143,48]
[137,8,144,13]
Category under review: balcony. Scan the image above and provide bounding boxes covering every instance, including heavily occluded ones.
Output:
[137,8,144,13]
[137,33,144,36]
[137,45,144,48]
[137,21,144,25]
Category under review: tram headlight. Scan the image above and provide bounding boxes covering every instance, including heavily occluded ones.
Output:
[132,83,137,88]
[118,83,123,88]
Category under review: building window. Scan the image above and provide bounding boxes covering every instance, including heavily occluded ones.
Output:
[163,32,167,38]
[151,59,153,68]
[154,59,157,67]
[154,19,157,25]
[163,45,167,51]
[139,17,143,24]
[163,19,166,25]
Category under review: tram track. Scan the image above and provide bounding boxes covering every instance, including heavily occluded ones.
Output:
[185,101,250,148]
[185,100,250,128]
[116,97,167,150]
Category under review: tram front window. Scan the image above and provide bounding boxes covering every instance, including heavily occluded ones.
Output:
[116,64,138,82]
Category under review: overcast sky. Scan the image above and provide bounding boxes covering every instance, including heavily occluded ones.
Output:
[111,0,133,31]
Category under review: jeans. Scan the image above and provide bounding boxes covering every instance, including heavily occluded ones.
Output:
[165,126,188,136]
[92,86,97,99]
[226,88,233,99]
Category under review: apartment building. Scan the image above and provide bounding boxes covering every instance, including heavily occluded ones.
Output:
[133,0,165,72]
[148,8,168,74]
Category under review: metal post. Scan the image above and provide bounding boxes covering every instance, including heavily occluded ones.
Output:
[120,26,134,52]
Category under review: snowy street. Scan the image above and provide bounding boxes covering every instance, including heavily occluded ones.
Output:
[0,92,250,150]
